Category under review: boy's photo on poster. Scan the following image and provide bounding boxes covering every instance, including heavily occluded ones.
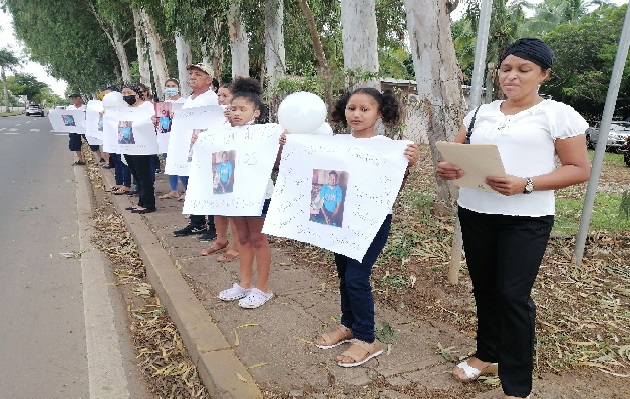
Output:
[62,115,76,127]
[154,102,173,133]
[117,120,135,144]
[310,169,348,228]
[212,150,236,194]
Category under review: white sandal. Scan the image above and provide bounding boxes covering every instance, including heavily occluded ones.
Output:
[218,283,251,301]
[452,360,498,382]
[238,288,273,309]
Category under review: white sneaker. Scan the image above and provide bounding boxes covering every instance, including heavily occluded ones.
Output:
[238,288,273,309]
[218,283,251,301]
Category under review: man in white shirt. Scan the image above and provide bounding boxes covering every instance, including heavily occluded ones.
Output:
[173,63,219,240]
[67,94,88,165]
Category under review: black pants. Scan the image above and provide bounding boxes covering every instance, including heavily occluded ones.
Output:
[335,214,391,342]
[458,206,553,398]
[124,154,155,210]
[190,214,214,230]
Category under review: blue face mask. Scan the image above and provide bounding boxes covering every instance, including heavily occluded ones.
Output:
[164,87,179,97]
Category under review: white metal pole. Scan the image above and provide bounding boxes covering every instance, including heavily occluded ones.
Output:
[573,4,630,267]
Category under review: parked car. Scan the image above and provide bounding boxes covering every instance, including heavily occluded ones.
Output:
[586,121,630,151]
[25,104,45,117]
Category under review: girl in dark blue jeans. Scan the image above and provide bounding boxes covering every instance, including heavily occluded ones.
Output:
[311,88,419,367]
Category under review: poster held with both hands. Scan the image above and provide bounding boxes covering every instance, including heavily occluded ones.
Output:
[102,106,158,155]
[48,108,85,134]
[183,123,284,216]
[262,134,410,262]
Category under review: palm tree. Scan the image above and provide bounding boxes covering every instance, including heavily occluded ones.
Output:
[0,48,22,112]
[524,0,610,36]
[452,0,530,99]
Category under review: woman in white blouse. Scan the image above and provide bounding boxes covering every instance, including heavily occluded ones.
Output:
[437,38,590,399]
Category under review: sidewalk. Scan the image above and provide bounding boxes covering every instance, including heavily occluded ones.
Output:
[101,168,500,399]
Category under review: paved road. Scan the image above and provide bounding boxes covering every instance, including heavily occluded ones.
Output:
[0,115,150,398]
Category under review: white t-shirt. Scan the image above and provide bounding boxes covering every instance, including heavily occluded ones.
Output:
[182,89,218,109]
[458,99,588,217]
[68,104,86,111]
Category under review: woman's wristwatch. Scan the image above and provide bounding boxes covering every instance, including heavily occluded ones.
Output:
[523,177,535,194]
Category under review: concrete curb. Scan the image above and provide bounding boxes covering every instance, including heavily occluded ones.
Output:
[99,169,262,399]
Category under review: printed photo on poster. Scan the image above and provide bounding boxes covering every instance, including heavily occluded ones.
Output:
[187,128,207,162]
[213,150,236,194]
[62,115,76,127]
[118,121,135,144]
[98,112,104,132]
[154,102,173,133]
[310,169,348,228]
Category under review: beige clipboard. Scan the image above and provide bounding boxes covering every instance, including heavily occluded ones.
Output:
[436,141,506,192]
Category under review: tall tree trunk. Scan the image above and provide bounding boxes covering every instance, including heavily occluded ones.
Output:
[111,25,131,81]
[340,0,379,88]
[132,7,151,86]
[264,0,286,93]
[404,0,464,213]
[2,67,10,113]
[228,0,249,78]
[298,0,333,115]
[138,7,169,99]
[87,1,131,81]
[175,33,192,98]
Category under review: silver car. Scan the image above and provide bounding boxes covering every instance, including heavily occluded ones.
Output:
[586,121,630,151]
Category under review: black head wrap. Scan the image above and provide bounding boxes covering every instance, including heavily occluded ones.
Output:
[500,38,556,70]
[122,83,141,95]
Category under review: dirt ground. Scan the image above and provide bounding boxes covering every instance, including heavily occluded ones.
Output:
[85,145,629,399]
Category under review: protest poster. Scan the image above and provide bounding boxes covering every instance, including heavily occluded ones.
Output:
[102,106,158,155]
[156,102,183,153]
[183,123,283,216]
[262,134,410,261]
[85,100,104,140]
[164,105,225,176]
[48,108,85,134]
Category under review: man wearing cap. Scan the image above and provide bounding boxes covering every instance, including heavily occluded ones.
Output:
[172,63,219,239]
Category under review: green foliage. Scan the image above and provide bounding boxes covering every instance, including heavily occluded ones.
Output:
[554,190,630,235]
[7,73,49,102]
[374,320,398,344]
[2,0,120,93]
[544,4,629,120]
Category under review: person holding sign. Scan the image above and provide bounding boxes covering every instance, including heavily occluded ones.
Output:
[121,84,158,214]
[67,94,88,165]
[218,77,275,309]
[436,38,590,399]
[159,78,188,200]
[306,88,418,367]
[201,82,241,262]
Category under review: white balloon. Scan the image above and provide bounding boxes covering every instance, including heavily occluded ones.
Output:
[311,122,334,136]
[102,91,127,108]
[278,91,326,134]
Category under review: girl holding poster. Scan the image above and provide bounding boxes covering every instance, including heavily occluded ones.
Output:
[201,83,241,262]
[218,78,274,309]
[308,88,419,367]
